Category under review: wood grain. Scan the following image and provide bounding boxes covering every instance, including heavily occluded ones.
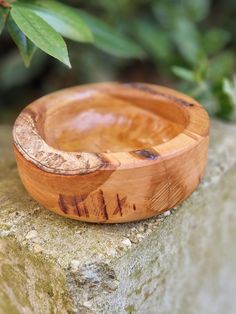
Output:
[13,82,209,223]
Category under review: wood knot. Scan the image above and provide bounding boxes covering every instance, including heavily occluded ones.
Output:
[130,149,160,160]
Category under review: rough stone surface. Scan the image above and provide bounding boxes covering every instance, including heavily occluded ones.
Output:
[0,120,236,314]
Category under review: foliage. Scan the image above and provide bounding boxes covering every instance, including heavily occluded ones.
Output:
[0,0,144,66]
[0,0,236,122]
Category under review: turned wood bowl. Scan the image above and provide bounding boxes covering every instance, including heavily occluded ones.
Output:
[13,83,209,223]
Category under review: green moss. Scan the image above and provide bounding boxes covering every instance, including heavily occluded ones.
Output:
[144,289,155,302]
[125,304,135,313]
[1,263,30,307]
[130,267,142,280]
[1,298,20,314]
[0,238,74,314]
[134,287,142,295]
[35,281,54,297]
[127,276,153,299]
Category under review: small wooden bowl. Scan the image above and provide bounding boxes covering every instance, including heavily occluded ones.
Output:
[13,83,209,223]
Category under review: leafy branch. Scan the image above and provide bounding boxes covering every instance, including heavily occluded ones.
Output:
[0,0,145,67]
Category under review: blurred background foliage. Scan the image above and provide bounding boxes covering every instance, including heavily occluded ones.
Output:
[0,0,236,123]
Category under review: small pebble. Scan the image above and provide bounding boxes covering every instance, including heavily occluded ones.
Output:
[138,225,145,233]
[75,230,82,235]
[137,234,145,240]
[129,235,139,244]
[163,210,171,217]
[145,229,152,235]
[107,279,119,291]
[107,248,117,257]
[121,238,132,247]
[25,230,38,240]
[70,259,80,272]
[83,300,92,308]
[32,237,42,244]
[34,244,43,253]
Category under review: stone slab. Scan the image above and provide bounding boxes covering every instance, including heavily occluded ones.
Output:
[0,120,236,313]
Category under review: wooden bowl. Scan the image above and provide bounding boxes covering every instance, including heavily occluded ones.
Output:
[13,82,209,223]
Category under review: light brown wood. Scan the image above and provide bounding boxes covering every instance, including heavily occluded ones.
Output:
[13,82,209,223]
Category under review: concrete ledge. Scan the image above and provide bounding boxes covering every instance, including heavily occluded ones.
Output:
[1,120,236,314]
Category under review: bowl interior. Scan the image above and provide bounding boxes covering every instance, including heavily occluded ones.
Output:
[40,93,187,153]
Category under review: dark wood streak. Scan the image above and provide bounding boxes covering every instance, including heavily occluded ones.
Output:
[130,149,160,160]
[72,196,81,216]
[76,195,89,217]
[133,204,137,211]
[125,82,195,107]
[95,153,119,170]
[58,194,89,217]
[198,175,203,184]
[83,203,89,218]
[113,194,127,216]
[98,189,109,220]
[58,194,68,214]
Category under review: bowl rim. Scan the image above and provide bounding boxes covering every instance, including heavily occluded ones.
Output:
[13,82,210,175]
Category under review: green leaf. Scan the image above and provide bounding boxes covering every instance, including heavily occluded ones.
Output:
[183,0,210,22]
[133,19,173,63]
[194,57,209,83]
[208,51,235,82]
[172,66,195,82]
[172,18,203,65]
[215,78,236,121]
[152,1,183,29]
[7,14,36,67]
[203,28,231,55]
[13,0,143,58]
[223,78,235,98]
[11,4,71,67]
[16,0,93,43]
[76,9,145,58]
[0,6,9,35]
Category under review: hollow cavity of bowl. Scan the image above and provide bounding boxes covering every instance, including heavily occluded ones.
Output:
[13,82,209,223]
